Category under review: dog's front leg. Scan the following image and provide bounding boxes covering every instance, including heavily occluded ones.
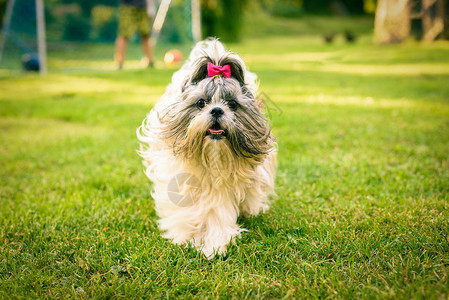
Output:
[196,200,243,258]
[239,187,270,217]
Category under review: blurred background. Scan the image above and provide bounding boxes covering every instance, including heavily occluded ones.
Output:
[0,0,448,74]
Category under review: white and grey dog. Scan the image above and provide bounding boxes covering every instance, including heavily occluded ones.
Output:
[137,39,277,258]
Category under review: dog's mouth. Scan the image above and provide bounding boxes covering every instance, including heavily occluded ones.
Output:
[207,122,226,139]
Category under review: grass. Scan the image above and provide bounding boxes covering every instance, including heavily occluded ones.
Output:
[1,22,449,298]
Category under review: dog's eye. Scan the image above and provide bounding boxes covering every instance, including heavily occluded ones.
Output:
[196,99,206,109]
[228,100,238,110]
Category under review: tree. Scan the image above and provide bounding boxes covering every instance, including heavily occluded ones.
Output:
[201,0,247,42]
[375,0,411,43]
[375,0,449,43]
[422,0,446,41]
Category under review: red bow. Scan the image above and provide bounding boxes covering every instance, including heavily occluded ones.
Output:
[207,62,231,78]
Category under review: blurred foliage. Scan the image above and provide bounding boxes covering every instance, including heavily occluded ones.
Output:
[201,0,248,42]
[159,2,193,44]
[364,0,376,14]
[255,0,368,16]
[200,0,372,41]
[1,0,375,46]
[60,0,117,17]
[45,2,118,42]
[97,17,118,42]
[91,5,117,41]
[63,13,91,41]
[302,0,366,15]
[42,0,193,43]
[0,0,6,25]
[270,1,304,18]
[91,5,114,25]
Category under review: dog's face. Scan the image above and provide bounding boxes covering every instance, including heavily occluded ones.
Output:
[159,55,274,164]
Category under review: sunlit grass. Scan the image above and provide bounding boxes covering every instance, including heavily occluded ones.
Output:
[0,32,448,298]
[318,63,449,75]
[0,73,165,105]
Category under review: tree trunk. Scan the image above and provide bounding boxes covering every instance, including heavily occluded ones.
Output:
[445,0,449,39]
[422,0,445,41]
[375,0,411,43]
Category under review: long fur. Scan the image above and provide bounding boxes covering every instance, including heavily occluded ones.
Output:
[137,39,277,258]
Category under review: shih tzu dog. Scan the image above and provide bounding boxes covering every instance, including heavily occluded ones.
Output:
[137,39,277,258]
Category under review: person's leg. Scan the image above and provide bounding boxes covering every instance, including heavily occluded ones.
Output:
[141,35,154,67]
[115,36,128,69]
[136,8,154,68]
[115,5,135,69]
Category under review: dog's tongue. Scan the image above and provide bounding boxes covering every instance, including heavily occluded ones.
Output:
[208,128,225,134]
[209,123,225,135]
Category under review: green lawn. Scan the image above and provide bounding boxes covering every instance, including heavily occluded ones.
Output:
[1,32,449,298]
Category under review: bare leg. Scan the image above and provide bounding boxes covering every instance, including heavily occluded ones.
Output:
[115,36,128,69]
[141,35,154,67]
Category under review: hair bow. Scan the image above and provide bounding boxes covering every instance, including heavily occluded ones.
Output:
[207,62,231,78]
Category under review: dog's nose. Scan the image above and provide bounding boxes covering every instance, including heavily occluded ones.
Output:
[210,107,224,117]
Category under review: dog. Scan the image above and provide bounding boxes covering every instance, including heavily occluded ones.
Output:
[137,39,277,258]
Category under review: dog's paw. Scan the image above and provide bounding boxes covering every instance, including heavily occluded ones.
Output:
[240,202,269,218]
[199,229,246,259]
[201,244,226,260]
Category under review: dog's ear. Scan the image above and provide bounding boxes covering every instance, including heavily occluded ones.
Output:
[218,55,245,85]
[181,56,212,92]
[190,56,213,84]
